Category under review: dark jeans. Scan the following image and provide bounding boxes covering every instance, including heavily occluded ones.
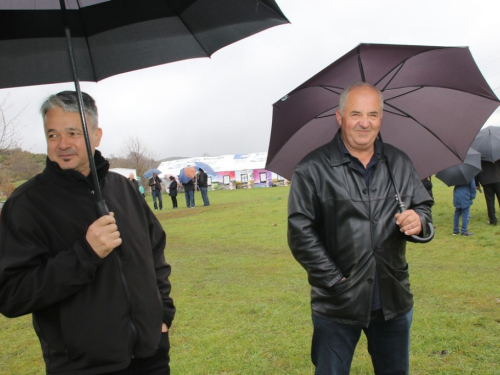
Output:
[200,187,210,206]
[184,190,195,207]
[152,190,163,210]
[311,308,413,375]
[170,195,177,208]
[104,332,170,375]
[483,182,500,224]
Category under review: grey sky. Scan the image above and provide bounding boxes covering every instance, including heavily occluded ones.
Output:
[2,0,500,161]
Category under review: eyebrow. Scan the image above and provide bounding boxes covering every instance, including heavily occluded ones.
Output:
[46,127,81,133]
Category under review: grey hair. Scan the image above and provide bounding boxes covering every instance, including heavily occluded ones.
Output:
[338,82,384,115]
[40,91,98,129]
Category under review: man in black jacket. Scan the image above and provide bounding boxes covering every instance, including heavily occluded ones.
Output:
[0,91,175,375]
[475,160,500,225]
[288,83,433,375]
[149,172,163,210]
[197,168,210,206]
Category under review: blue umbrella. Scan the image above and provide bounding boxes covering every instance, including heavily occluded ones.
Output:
[143,169,162,179]
[194,162,216,176]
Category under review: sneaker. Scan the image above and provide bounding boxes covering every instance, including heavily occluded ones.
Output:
[461,231,474,236]
[487,221,497,225]
[452,232,458,235]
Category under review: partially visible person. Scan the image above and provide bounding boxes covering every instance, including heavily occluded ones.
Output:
[453,178,476,236]
[0,91,175,375]
[168,176,179,209]
[149,172,163,211]
[421,176,433,199]
[129,172,140,191]
[475,160,500,225]
[288,83,433,375]
[197,168,210,206]
[182,178,195,208]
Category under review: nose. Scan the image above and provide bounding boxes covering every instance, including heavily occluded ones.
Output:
[58,134,71,149]
[358,115,371,127]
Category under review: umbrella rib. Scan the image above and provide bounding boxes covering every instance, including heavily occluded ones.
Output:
[357,45,366,82]
[383,101,462,160]
[167,0,211,57]
[75,0,98,81]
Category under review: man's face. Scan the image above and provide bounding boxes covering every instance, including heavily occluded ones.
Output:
[336,86,383,153]
[44,107,102,176]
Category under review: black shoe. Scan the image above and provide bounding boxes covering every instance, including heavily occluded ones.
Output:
[461,231,474,236]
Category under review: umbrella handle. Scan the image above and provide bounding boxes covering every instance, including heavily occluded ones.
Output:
[96,200,110,216]
[409,223,435,243]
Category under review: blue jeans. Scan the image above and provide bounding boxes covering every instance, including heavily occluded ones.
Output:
[453,206,470,233]
[200,187,210,206]
[152,190,162,210]
[184,190,195,207]
[311,308,413,375]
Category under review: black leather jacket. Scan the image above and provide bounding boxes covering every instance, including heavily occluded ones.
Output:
[288,132,433,326]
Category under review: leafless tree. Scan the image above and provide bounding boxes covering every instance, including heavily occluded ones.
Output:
[0,94,25,153]
[120,135,158,178]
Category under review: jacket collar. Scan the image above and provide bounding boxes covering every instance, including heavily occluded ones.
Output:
[329,129,385,167]
[42,149,110,189]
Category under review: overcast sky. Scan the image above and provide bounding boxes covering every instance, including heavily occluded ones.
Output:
[2,0,500,161]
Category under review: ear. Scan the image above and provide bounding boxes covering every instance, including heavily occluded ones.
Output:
[94,128,103,147]
[335,109,343,127]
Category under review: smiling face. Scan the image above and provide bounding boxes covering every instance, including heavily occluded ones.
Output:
[336,85,383,156]
[44,107,102,176]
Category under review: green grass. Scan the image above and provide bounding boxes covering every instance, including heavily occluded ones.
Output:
[1,180,500,374]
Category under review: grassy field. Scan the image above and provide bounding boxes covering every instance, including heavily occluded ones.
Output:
[1,179,499,374]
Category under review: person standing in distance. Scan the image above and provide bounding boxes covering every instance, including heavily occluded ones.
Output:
[149,172,163,210]
[0,91,175,375]
[288,83,433,375]
[197,168,210,206]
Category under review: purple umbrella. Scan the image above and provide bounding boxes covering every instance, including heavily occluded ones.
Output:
[266,43,500,181]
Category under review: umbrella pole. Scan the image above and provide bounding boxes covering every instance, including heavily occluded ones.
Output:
[60,0,109,216]
[378,134,434,243]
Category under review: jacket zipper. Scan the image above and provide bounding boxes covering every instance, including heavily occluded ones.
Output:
[90,189,138,355]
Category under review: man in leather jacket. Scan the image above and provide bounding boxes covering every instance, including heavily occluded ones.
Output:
[288,83,433,375]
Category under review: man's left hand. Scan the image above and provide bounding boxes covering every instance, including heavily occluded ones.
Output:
[162,323,168,332]
[395,210,422,236]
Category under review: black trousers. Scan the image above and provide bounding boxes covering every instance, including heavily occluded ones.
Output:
[170,195,177,208]
[103,333,170,375]
[483,182,500,224]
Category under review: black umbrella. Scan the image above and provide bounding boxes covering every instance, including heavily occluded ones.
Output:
[266,43,500,181]
[266,43,500,243]
[0,0,289,215]
[471,126,500,162]
[436,148,482,187]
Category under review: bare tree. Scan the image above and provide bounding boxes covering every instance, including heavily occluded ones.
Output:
[0,94,25,153]
[120,135,158,178]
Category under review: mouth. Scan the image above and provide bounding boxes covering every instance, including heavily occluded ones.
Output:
[58,154,75,161]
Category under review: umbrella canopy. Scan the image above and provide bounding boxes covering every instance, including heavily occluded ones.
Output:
[143,168,162,179]
[0,0,288,215]
[471,126,500,162]
[265,43,500,181]
[194,161,216,176]
[179,166,198,184]
[0,0,289,88]
[436,148,482,187]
